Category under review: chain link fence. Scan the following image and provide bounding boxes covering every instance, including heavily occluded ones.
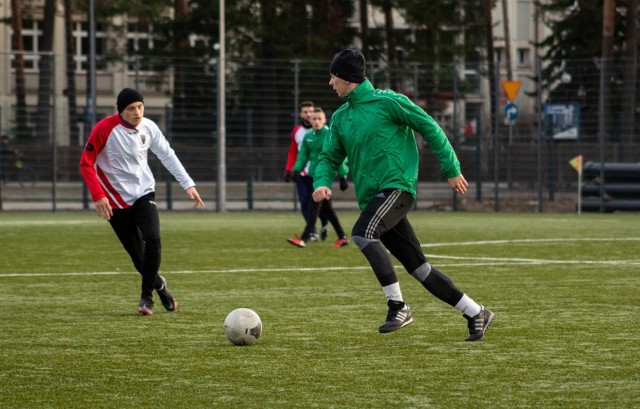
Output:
[0,52,638,212]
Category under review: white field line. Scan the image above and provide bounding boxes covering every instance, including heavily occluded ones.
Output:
[0,220,99,226]
[425,254,640,265]
[1,237,638,278]
[421,237,640,247]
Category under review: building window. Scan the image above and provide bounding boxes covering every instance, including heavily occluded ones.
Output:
[517,47,530,67]
[127,23,157,72]
[127,23,155,54]
[73,21,108,72]
[494,47,503,65]
[189,34,211,48]
[14,20,43,71]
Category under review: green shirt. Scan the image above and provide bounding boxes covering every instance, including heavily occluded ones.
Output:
[293,126,348,178]
[314,79,461,209]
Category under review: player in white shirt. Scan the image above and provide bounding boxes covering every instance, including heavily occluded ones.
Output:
[80,88,204,316]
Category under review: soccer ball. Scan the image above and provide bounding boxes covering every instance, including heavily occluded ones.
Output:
[223,308,263,346]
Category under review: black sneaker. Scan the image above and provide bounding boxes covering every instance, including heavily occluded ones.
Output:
[157,275,177,312]
[320,225,328,241]
[378,300,413,333]
[138,298,154,316]
[464,306,494,341]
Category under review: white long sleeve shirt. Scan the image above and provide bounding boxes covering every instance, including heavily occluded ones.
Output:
[80,114,195,209]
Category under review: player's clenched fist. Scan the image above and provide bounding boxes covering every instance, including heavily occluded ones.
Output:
[312,186,332,202]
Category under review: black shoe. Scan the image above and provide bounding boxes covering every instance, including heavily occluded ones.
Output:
[157,275,177,312]
[320,225,328,241]
[138,297,154,316]
[378,300,413,333]
[464,306,494,341]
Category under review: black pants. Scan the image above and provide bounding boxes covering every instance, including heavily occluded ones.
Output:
[352,189,426,275]
[109,192,162,299]
[301,198,345,241]
[351,189,464,307]
[295,175,328,233]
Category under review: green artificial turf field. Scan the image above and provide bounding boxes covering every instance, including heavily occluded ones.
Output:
[0,211,638,408]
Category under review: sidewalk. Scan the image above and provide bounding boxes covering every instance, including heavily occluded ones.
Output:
[1,180,572,212]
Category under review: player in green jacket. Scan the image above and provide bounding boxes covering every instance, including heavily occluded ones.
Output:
[288,107,349,248]
[312,49,494,341]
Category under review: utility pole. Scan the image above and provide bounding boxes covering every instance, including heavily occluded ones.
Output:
[535,2,543,213]
[217,0,226,212]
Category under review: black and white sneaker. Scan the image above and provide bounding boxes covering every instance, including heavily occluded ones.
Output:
[464,306,494,341]
[378,300,413,333]
[157,275,177,312]
[138,298,154,316]
[320,225,328,241]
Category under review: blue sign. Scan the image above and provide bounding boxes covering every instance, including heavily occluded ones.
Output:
[542,103,580,141]
[504,102,519,125]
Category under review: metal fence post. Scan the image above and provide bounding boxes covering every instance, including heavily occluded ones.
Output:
[165,103,173,210]
[51,52,57,213]
[452,61,459,211]
[598,57,606,213]
[291,59,300,212]
[246,108,253,210]
[493,63,500,211]
[411,62,419,210]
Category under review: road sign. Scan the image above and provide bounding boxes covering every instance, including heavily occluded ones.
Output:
[543,103,580,140]
[505,102,519,125]
[501,80,522,102]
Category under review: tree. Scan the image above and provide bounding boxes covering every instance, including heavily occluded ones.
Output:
[359,0,371,60]
[536,0,637,141]
[35,0,56,142]
[389,0,486,103]
[621,0,637,155]
[395,0,486,63]
[135,0,355,146]
[10,0,28,139]
[64,0,79,146]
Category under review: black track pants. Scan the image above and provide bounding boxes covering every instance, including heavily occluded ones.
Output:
[109,192,162,299]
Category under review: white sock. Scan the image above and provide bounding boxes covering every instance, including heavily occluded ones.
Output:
[455,294,481,317]
[382,282,403,303]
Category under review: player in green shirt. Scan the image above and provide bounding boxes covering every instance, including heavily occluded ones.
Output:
[288,107,349,248]
[312,49,494,341]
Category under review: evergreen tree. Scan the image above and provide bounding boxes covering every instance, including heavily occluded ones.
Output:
[537,0,635,141]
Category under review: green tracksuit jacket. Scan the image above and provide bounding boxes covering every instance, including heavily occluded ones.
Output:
[293,126,348,178]
[314,79,461,210]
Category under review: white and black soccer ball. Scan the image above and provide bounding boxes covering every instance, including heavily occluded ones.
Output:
[223,308,263,346]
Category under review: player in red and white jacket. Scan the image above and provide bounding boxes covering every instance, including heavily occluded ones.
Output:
[283,101,327,240]
[80,88,204,316]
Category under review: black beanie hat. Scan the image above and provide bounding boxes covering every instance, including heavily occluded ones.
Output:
[329,49,366,83]
[117,88,144,113]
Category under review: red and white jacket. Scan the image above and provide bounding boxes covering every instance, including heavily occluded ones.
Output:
[79,114,195,209]
[284,124,312,176]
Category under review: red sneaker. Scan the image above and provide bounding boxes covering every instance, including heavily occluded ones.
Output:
[287,235,306,248]
[332,237,349,248]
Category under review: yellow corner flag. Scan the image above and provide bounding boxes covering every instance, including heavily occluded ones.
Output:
[569,155,583,175]
[569,155,583,214]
